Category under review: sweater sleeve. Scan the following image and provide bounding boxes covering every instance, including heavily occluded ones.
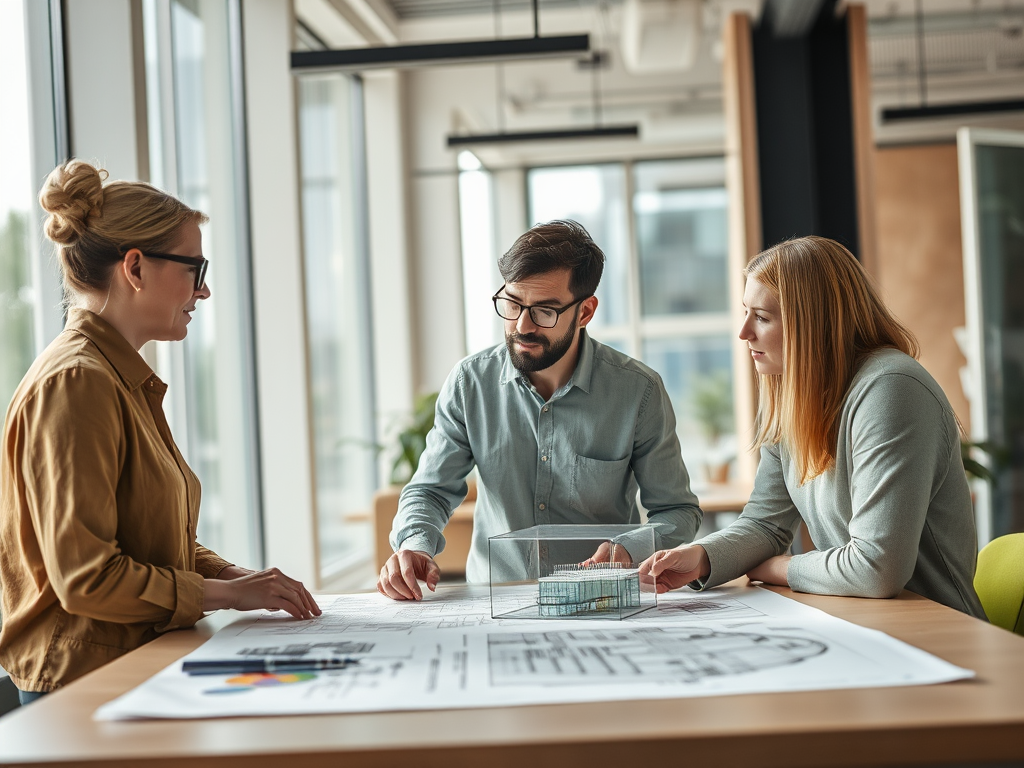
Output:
[786,373,953,598]
[695,443,801,589]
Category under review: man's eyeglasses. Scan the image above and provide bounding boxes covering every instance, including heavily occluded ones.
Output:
[143,252,209,292]
[492,287,590,329]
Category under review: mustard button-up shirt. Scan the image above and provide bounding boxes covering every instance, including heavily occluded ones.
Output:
[0,309,230,692]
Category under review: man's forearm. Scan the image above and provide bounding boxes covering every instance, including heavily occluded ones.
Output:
[644,504,704,549]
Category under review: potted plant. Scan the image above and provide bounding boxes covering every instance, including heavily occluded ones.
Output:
[371,392,475,574]
[692,372,735,484]
[388,391,439,485]
[961,439,1005,484]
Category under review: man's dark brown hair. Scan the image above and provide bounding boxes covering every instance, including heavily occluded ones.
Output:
[497,219,605,299]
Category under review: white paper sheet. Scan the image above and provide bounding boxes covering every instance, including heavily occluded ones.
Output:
[95,585,973,720]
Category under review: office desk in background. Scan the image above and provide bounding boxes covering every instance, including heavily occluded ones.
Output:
[1,583,1022,768]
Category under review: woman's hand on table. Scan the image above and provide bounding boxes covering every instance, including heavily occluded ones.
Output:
[638,545,711,593]
[745,555,792,587]
[204,567,321,619]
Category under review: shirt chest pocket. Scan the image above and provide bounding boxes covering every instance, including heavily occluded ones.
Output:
[569,454,633,520]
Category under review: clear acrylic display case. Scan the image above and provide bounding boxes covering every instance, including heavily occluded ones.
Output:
[488,524,658,620]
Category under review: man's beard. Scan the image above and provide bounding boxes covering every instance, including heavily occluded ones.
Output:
[505,307,579,373]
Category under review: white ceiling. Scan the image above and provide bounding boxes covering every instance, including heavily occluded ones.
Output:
[295,0,1024,158]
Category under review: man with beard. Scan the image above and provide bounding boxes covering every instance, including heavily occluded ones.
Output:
[377,220,703,600]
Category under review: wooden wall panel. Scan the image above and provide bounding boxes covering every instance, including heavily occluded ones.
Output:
[873,143,970,429]
[723,11,761,485]
[848,3,879,277]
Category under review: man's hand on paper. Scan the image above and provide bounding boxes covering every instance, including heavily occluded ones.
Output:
[377,549,440,601]
[745,555,792,587]
[580,540,633,568]
[638,544,711,593]
[203,567,322,620]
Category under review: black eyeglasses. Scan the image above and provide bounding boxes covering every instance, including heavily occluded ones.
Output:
[143,252,209,292]
[492,286,590,329]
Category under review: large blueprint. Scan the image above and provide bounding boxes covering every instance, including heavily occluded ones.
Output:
[96,585,972,720]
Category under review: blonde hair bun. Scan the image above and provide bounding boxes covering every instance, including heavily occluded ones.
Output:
[38,159,107,245]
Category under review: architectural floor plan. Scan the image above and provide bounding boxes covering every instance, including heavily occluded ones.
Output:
[96,585,972,720]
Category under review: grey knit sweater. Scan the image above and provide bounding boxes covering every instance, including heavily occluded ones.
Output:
[698,348,986,619]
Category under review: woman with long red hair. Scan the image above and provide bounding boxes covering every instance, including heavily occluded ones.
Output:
[640,236,985,618]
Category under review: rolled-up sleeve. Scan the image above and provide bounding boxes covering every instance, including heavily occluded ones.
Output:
[195,544,233,579]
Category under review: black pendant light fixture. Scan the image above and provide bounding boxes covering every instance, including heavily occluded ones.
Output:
[446,5,640,148]
[291,0,589,72]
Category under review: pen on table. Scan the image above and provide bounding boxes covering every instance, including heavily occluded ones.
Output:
[182,657,361,676]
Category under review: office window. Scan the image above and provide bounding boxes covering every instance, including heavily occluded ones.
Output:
[1,0,63,419]
[0,0,35,415]
[297,72,377,578]
[527,158,735,483]
[144,0,262,567]
[458,151,502,355]
[528,164,632,336]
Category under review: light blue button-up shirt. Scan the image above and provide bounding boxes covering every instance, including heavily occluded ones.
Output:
[391,331,703,582]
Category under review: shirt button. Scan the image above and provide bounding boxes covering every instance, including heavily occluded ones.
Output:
[541,456,548,462]
[539,503,546,510]
[543,407,549,413]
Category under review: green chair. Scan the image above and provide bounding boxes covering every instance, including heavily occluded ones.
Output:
[975,533,1024,634]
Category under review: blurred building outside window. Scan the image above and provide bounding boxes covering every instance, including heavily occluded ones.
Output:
[526,158,736,489]
[1,0,64,427]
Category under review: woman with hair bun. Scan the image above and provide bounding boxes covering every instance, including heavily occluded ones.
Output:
[0,160,320,706]
[640,235,985,618]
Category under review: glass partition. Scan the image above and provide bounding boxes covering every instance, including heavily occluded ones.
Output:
[958,127,1024,544]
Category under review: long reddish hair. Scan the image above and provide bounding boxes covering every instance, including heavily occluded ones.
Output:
[746,236,919,483]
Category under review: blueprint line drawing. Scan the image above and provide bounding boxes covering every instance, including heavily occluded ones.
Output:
[633,597,765,622]
[487,627,827,686]
[95,586,974,721]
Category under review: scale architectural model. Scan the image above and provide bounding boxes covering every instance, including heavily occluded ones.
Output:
[488,524,658,619]
[538,563,642,616]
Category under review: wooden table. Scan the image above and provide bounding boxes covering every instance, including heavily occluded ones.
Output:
[2,584,1023,768]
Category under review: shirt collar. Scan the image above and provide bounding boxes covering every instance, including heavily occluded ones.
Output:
[65,308,156,392]
[569,329,595,394]
[498,329,595,395]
